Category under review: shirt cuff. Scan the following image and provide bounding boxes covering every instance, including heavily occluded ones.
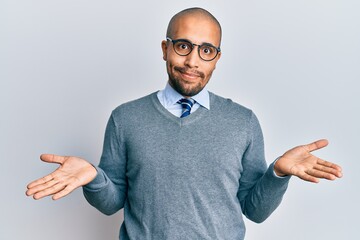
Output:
[272,157,290,179]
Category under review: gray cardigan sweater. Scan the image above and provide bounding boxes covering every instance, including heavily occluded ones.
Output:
[83,92,290,240]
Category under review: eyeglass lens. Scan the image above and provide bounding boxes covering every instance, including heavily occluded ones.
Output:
[173,41,218,61]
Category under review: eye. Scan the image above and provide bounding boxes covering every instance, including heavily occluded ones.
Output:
[201,46,214,55]
[179,43,189,50]
[174,41,192,55]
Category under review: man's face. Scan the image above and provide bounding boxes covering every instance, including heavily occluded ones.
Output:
[161,15,221,97]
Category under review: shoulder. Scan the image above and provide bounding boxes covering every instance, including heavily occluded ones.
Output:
[209,91,254,119]
[209,92,263,142]
[111,91,157,119]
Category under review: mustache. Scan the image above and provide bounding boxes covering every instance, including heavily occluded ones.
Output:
[174,66,205,78]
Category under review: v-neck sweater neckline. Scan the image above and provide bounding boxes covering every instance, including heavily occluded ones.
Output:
[150,91,210,126]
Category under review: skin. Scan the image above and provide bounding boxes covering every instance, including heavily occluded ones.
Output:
[161,14,221,98]
[274,139,342,182]
[26,154,97,200]
[26,12,342,201]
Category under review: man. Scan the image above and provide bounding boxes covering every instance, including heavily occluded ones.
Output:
[26,7,342,240]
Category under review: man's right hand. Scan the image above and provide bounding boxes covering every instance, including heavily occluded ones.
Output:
[26,154,97,200]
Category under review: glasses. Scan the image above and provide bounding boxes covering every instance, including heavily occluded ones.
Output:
[166,37,221,61]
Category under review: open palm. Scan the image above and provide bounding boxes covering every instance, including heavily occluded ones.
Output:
[26,154,97,200]
[274,139,342,183]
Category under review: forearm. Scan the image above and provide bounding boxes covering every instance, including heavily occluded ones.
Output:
[82,166,127,215]
[241,161,291,223]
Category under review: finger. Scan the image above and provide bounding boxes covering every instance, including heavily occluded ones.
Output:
[306,168,337,180]
[314,162,343,178]
[304,139,329,152]
[33,182,67,200]
[27,173,55,190]
[26,155,66,191]
[52,183,78,200]
[317,159,343,172]
[297,171,320,183]
[26,179,58,196]
[40,154,67,164]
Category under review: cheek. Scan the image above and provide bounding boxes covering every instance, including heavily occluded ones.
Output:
[167,52,182,64]
[167,59,181,74]
[167,61,177,76]
[203,65,216,79]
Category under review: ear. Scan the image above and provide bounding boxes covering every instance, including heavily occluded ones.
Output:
[212,52,222,70]
[161,40,168,61]
[216,51,222,61]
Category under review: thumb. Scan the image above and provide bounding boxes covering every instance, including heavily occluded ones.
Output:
[40,154,66,164]
[304,139,329,152]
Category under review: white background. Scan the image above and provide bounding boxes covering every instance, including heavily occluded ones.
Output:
[1,0,359,239]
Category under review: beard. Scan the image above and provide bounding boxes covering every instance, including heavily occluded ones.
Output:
[168,65,209,97]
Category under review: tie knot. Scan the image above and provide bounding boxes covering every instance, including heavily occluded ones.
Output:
[177,98,194,118]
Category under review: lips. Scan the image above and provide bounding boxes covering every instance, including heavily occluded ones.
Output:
[174,66,204,79]
[181,71,200,78]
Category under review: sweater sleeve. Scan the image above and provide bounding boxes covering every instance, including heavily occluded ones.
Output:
[82,113,128,215]
[237,112,291,223]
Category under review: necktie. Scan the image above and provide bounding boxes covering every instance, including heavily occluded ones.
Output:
[177,98,194,118]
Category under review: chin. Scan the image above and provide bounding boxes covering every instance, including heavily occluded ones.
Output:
[178,84,203,97]
[169,73,207,96]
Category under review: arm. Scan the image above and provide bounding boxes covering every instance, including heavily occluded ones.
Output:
[237,114,342,223]
[237,113,290,223]
[26,113,128,216]
[82,113,128,215]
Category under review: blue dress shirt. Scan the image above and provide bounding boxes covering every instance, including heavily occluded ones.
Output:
[157,82,210,118]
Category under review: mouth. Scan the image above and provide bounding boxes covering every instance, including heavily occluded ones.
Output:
[174,67,204,81]
[180,71,200,80]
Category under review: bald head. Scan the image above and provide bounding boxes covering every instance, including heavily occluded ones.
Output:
[166,7,222,47]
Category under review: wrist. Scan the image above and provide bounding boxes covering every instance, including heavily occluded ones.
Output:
[274,157,288,177]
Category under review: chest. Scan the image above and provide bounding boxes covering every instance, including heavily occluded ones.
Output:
[123,119,250,187]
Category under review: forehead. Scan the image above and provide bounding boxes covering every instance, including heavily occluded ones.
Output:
[171,15,220,46]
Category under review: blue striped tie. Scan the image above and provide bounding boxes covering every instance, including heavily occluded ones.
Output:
[177,98,194,118]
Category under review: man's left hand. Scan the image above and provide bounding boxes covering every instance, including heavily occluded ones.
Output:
[274,139,343,183]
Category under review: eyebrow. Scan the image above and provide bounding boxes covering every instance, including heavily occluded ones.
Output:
[177,38,218,48]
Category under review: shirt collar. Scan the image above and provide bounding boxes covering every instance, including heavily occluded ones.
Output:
[162,82,210,110]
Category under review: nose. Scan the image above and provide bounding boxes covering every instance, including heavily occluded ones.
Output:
[184,46,200,68]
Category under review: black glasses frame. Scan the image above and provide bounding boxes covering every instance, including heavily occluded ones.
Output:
[166,37,221,61]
